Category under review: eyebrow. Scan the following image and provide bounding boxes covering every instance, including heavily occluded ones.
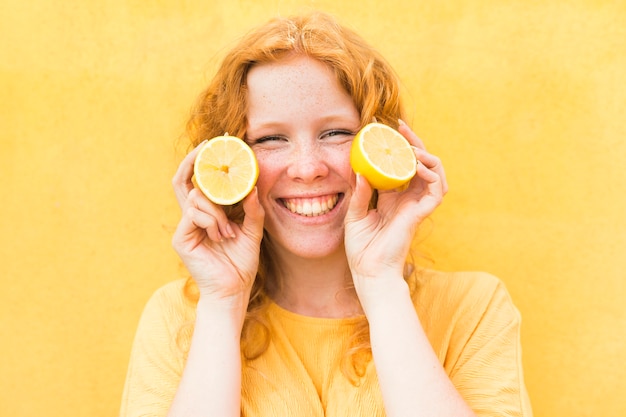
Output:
[248,113,361,131]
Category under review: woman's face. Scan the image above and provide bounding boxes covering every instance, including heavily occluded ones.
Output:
[245,55,361,261]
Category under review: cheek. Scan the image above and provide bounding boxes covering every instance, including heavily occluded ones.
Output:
[341,159,355,186]
[328,145,354,183]
[253,152,281,196]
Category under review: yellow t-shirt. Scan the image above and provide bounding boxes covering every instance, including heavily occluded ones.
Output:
[120,269,533,416]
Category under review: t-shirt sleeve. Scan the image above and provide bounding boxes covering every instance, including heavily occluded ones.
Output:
[119,281,190,417]
[446,274,533,417]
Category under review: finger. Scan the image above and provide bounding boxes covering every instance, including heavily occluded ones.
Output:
[186,188,234,240]
[189,206,225,241]
[172,140,207,208]
[390,163,444,228]
[397,119,426,150]
[414,162,445,211]
[397,119,449,193]
[345,174,373,224]
[172,207,221,253]
[416,160,442,187]
[240,188,265,242]
[412,147,449,195]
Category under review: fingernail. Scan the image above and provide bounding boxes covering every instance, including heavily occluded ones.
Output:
[398,118,406,126]
[227,223,236,238]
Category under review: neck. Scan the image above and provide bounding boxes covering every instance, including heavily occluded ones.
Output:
[268,248,362,318]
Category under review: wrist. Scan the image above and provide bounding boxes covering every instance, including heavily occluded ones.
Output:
[354,275,411,317]
[196,293,250,330]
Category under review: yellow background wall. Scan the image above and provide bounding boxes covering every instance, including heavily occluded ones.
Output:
[1,1,624,416]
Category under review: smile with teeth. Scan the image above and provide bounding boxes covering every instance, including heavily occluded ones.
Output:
[282,195,340,217]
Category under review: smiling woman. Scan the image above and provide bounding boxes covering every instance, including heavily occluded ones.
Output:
[119,11,533,417]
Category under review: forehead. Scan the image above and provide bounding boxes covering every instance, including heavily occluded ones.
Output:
[246,55,356,123]
[248,55,336,95]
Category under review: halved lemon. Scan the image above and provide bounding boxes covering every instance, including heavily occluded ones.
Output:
[350,123,417,190]
[193,135,259,205]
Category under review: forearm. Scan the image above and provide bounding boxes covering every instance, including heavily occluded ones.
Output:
[168,297,247,417]
[360,278,476,417]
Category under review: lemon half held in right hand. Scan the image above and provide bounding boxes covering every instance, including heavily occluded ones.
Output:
[193,135,259,206]
[350,123,417,190]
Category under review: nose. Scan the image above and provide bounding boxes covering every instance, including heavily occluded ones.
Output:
[286,141,329,182]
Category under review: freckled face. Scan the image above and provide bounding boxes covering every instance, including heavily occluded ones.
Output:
[245,55,361,260]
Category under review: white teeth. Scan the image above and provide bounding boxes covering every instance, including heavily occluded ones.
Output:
[283,195,339,217]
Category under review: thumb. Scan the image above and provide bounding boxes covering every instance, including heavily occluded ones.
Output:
[241,187,265,241]
[345,174,372,224]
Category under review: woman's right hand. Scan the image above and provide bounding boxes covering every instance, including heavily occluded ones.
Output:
[171,143,265,304]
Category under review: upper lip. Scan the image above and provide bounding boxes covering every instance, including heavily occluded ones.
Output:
[278,190,344,199]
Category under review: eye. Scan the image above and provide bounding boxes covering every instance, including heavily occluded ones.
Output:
[247,135,287,146]
[325,129,352,137]
[321,129,355,143]
[255,135,284,143]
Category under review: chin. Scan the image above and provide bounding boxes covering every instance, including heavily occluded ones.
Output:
[275,234,345,260]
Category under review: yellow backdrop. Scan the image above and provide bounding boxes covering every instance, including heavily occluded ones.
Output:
[2,1,625,416]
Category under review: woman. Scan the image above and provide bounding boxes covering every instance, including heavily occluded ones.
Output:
[120,11,533,417]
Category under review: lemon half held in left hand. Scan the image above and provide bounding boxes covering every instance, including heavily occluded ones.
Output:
[193,135,259,205]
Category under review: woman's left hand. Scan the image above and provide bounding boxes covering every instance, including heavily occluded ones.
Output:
[344,120,448,301]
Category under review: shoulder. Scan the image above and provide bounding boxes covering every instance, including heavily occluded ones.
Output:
[144,278,189,307]
[410,268,522,335]
[135,279,196,338]
[413,268,516,311]
[142,279,189,311]
[121,279,192,416]
[411,270,532,415]
[126,279,195,372]
[414,268,504,292]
